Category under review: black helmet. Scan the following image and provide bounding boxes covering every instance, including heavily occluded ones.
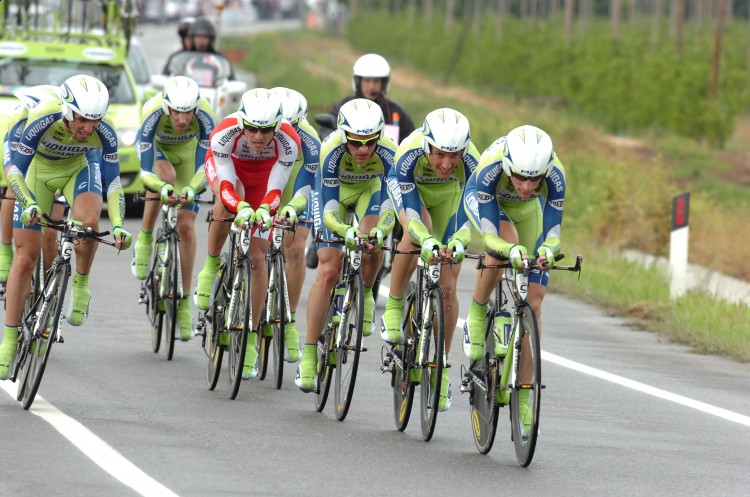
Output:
[177,17,195,38]
[189,17,216,38]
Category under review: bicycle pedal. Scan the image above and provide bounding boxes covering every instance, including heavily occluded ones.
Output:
[458,383,472,394]
[57,335,64,344]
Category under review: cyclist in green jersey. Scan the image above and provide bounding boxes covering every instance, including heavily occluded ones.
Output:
[296,98,397,392]
[131,76,216,342]
[0,75,132,380]
[381,108,479,411]
[271,87,321,363]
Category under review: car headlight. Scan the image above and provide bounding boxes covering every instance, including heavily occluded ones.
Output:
[118,127,138,148]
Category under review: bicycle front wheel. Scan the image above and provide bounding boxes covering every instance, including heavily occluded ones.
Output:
[420,286,445,442]
[258,256,286,389]
[205,256,229,390]
[163,239,179,360]
[333,274,364,421]
[392,281,416,432]
[469,312,500,455]
[227,259,250,400]
[510,304,542,467]
[21,265,69,410]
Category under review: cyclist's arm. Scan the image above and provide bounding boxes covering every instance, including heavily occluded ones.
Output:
[137,103,166,193]
[6,112,52,208]
[375,139,398,236]
[320,140,347,237]
[97,123,126,228]
[284,120,320,215]
[210,116,245,213]
[539,155,567,256]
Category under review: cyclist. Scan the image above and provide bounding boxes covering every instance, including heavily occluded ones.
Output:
[271,87,321,363]
[0,85,62,283]
[462,124,567,430]
[295,98,397,392]
[327,53,415,145]
[380,108,479,412]
[131,76,216,342]
[194,88,300,379]
[162,17,196,74]
[0,75,132,380]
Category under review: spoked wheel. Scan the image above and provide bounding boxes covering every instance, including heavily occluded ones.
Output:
[420,287,445,442]
[392,281,417,432]
[469,315,500,455]
[147,245,164,354]
[20,267,69,410]
[314,304,335,413]
[333,275,364,421]
[163,241,178,361]
[258,257,285,389]
[205,259,228,390]
[510,304,542,467]
[227,259,250,400]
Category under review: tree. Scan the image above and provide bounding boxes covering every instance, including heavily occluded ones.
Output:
[612,0,622,38]
[709,0,726,99]
[564,0,574,42]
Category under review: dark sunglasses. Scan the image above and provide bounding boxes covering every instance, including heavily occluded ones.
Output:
[346,135,379,148]
[510,171,545,183]
[243,121,276,135]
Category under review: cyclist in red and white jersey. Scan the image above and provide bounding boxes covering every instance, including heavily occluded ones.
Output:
[194,88,301,380]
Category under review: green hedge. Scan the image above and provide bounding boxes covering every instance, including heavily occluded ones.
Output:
[347,13,750,147]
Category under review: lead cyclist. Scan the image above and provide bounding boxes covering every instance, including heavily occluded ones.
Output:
[0,75,132,380]
[131,76,216,342]
[462,124,567,432]
[381,108,479,412]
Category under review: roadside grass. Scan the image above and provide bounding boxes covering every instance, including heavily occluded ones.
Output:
[226,30,750,363]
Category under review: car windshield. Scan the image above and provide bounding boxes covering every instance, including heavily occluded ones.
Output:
[164,51,232,88]
[0,59,135,104]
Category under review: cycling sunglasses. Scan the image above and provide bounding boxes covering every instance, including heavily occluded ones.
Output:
[510,171,546,183]
[243,121,276,135]
[346,135,379,148]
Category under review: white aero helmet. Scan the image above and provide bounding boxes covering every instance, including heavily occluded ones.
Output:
[162,76,201,114]
[501,125,555,178]
[60,75,109,121]
[14,85,60,110]
[337,98,385,143]
[352,53,390,95]
[422,108,471,155]
[272,87,307,125]
[237,88,283,131]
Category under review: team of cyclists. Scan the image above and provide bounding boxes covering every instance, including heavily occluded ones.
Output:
[0,45,567,428]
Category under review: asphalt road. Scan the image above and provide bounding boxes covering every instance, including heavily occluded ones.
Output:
[1,19,749,497]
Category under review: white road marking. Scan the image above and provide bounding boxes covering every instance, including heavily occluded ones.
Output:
[379,284,750,426]
[0,383,180,497]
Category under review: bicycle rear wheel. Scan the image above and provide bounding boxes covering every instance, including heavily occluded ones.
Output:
[205,257,228,390]
[228,259,250,400]
[334,274,364,421]
[163,239,178,360]
[147,243,164,354]
[420,287,445,442]
[469,313,500,455]
[510,304,542,467]
[21,265,69,410]
[392,281,416,432]
[314,302,335,412]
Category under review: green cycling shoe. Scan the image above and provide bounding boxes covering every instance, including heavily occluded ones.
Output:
[242,332,258,380]
[295,344,317,392]
[130,231,153,280]
[0,243,13,284]
[362,287,375,337]
[462,300,487,361]
[429,367,452,412]
[194,256,220,311]
[379,296,404,344]
[177,297,193,342]
[283,320,300,363]
[66,273,91,326]
[0,327,19,381]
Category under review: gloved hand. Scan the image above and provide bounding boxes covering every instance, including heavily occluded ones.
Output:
[234,201,254,228]
[20,203,39,226]
[113,226,133,250]
[369,227,384,251]
[446,238,465,263]
[344,226,359,250]
[255,205,273,230]
[279,205,297,225]
[420,237,441,264]
[160,183,175,204]
[180,186,195,206]
[509,244,528,270]
[537,244,555,268]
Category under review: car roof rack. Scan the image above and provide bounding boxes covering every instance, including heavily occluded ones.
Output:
[0,0,135,64]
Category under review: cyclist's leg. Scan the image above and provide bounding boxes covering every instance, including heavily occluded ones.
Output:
[176,209,198,340]
[65,160,104,326]
[134,156,175,279]
[354,180,384,335]
[0,176,15,282]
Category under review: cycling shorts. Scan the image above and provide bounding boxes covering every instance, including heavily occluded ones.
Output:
[156,145,201,214]
[312,177,381,250]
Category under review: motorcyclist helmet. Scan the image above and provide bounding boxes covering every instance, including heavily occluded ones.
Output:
[352,53,390,96]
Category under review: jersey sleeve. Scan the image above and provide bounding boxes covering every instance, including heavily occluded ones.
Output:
[540,154,566,253]
[136,98,164,191]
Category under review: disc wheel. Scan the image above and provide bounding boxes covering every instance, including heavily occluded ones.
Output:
[333,275,364,421]
[419,287,445,442]
[510,304,542,467]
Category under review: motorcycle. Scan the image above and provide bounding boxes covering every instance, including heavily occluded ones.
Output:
[152,51,247,120]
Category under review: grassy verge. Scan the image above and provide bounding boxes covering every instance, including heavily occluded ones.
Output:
[225,30,750,363]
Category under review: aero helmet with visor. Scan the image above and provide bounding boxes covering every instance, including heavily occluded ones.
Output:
[272,87,307,126]
[162,76,201,114]
[14,85,60,111]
